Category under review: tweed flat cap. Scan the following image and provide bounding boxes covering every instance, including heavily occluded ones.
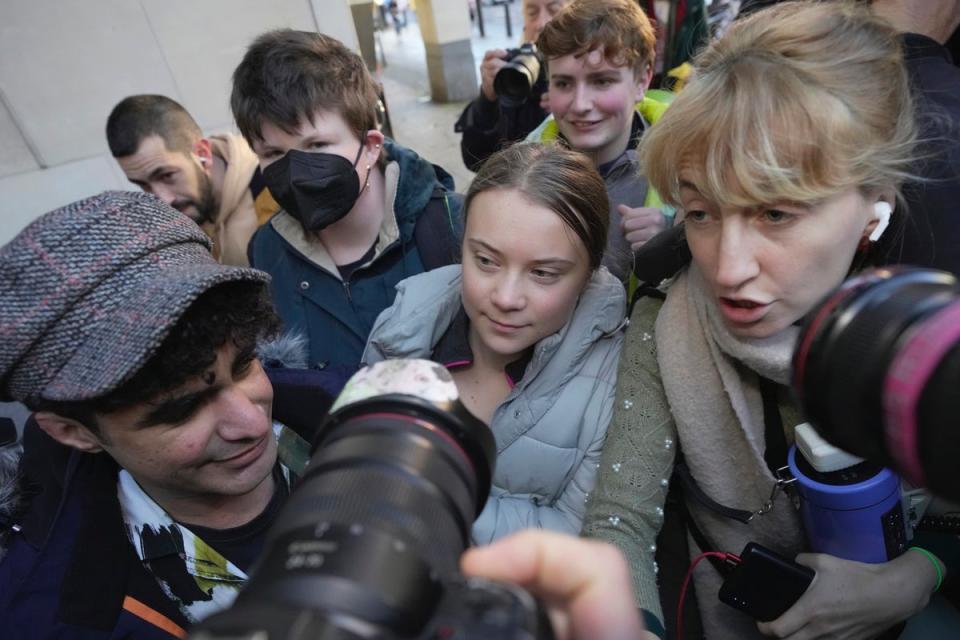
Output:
[0,191,269,403]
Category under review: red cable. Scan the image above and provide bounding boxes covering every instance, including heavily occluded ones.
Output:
[677,552,740,639]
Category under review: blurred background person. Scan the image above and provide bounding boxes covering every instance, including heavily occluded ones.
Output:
[455,0,569,172]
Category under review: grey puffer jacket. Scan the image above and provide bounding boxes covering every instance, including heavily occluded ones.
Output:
[362,264,626,543]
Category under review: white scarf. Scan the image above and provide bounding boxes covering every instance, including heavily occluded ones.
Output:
[656,265,805,639]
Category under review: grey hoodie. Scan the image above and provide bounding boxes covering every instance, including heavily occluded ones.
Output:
[362,264,626,543]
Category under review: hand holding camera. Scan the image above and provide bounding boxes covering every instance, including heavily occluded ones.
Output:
[480,49,511,101]
[462,530,652,640]
[479,44,545,106]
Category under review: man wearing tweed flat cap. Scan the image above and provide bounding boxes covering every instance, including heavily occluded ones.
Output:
[0,191,306,638]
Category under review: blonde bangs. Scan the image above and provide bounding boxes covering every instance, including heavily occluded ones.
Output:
[641,0,918,214]
[642,59,861,210]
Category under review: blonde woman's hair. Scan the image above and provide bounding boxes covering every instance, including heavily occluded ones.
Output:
[640,1,918,210]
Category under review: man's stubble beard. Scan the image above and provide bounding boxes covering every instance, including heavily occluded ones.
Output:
[193,163,218,226]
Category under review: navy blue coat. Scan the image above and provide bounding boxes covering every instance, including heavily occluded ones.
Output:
[0,427,190,639]
[249,140,463,370]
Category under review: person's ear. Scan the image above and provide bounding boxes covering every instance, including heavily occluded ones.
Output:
[192,138,214,174]
[630,65,652,106]
[637,63,654,92]
[362,129,386,167]
[33,412,105,453]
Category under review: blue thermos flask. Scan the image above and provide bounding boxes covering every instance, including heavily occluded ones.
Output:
[787,423,907,563]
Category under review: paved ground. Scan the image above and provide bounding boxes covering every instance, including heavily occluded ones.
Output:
[375,1,523,191]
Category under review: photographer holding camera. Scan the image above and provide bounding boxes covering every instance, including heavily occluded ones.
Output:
[455,0,568,172]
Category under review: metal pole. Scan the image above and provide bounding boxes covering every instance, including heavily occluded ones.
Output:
[476,0,486,37]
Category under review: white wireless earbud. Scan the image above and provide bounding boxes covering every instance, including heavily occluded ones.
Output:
[869,201,892,242]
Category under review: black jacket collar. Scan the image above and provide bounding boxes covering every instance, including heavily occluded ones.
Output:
[432,306,532,387]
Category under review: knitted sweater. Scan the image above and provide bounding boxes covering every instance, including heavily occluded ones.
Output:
[581,295,803,638]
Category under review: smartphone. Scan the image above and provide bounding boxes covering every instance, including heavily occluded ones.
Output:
[718,542,815,622]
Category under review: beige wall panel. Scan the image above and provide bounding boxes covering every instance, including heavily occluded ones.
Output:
[0,0,179,167]
[0,0,366,237]
[0,98,39,177]
[0,155,130,245]
[312,0,361,51]
[140,0,319,130]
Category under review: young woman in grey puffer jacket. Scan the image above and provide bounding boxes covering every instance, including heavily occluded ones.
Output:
[362,143,626,544]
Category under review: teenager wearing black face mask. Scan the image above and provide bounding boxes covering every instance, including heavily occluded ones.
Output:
[231,29,464,370]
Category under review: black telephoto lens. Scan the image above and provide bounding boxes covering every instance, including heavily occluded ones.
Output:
[494,46,543,108]
[191,378,497,639]
[793,267,960,500]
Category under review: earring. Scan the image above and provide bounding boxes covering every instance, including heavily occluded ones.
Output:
[869,202,892,242]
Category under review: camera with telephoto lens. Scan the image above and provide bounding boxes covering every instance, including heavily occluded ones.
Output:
[190,359,553,640]
[494,43,546,108]
[792,266,960,502]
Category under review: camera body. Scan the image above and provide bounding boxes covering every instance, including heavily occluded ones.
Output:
[494,43,546,108]
[189,360,553,640]
[192,567,547,640]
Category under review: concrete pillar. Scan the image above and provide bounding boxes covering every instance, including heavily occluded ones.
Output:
[310,0,361,52]
[416,0,478,102]
[347,0,377,71]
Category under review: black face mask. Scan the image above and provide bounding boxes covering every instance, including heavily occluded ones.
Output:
[262,145,365,231]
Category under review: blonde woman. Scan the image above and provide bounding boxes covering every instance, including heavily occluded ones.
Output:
[583,3,944,639]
